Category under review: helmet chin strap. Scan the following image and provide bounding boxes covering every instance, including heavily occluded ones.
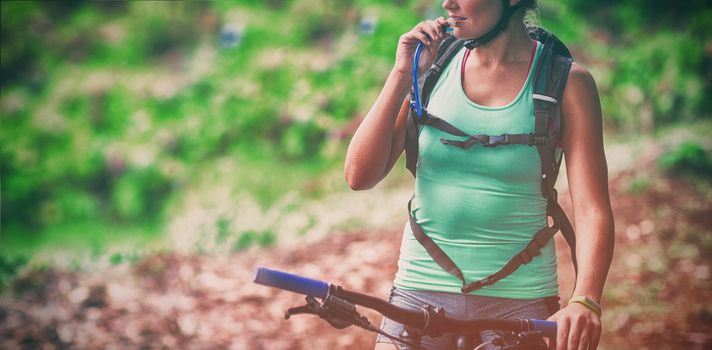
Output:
[464,0,530,49]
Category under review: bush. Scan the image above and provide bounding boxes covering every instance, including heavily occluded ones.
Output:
[659,142,712,178]
[111,166,172,221]
[3,0,711,258]
[0,255,28,293]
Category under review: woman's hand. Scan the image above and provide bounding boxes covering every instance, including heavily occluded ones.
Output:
[394,17,450,76]
[546,302,602,350]
[347,19,451,190]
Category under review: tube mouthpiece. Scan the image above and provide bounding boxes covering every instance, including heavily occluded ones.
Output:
[446,17,456,29]
[443,17,456,33]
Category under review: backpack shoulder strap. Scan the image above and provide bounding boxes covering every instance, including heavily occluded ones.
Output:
[530,28,578,273]
[405,37,465,177]
[531,30,572,197]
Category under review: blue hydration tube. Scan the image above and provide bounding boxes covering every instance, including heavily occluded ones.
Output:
[412,26,453,119]
[411,41,426,118]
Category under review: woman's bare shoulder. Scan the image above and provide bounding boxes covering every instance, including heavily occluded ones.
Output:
[561,61,602,125]
[565,62,598,100]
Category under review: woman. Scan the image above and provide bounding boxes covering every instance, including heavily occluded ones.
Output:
[345,0,614,349]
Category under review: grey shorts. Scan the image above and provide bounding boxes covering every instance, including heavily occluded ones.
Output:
[375,287,560,350]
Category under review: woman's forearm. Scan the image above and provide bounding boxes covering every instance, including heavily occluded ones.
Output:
[570,209,615,302]
[344,68,411,190]
[559,62,615,304]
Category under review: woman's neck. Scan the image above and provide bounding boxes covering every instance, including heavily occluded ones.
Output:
[469,14,533,68]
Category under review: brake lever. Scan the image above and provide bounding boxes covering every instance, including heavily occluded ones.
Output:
[285,304,318,319]
[285,294,318,319]
[285,296,364,329]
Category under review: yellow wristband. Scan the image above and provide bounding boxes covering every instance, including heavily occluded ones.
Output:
[568,296,602,316]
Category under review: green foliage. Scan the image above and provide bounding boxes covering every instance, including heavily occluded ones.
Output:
[625,175,650,194]
[0,1,84,86]
[111,166,172,221]
[560,0,710,33]
[604,33,706,132]
[109,252,124,265]
[232,230,276,251]
[659,142,712,178]
[2,0,710,260]
[541,1,711,134]
[281,121,326,159]
[0,256,28,293]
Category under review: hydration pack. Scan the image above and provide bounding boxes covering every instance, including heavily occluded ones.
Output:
[405,28,577,293]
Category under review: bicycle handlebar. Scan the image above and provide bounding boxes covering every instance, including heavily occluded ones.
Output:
[254,267,557,339]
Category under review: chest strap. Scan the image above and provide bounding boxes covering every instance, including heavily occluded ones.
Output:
[422,112,549,149]
[440,134,547,149]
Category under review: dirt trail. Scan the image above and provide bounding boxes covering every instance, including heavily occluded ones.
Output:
[2,149,711,349]
[1,228,401,349]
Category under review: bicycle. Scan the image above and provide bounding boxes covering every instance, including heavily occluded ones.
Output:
[254,267,557,350]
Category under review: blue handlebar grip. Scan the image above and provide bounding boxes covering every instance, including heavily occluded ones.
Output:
[253,267,329,299]
[530,320,557,339]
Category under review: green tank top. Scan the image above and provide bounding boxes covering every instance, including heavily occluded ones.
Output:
[394,42,559,299]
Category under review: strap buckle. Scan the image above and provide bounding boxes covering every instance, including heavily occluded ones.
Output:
[440,135,485,149]
[409,99,428,120]
[483,134,509,147]
[461,276,494,293]
[519,251,533,264]
[548,188,558,203]
[519,241,544,265]
[528,134,549,146]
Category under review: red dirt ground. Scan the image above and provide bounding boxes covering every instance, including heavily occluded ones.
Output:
[1,171,710,349]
